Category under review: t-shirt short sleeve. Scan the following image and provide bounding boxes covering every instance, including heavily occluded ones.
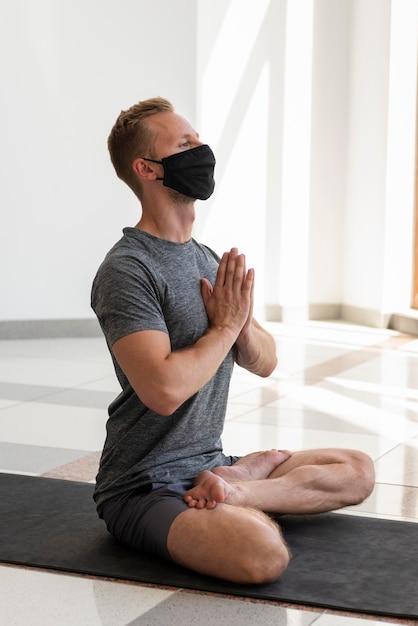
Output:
[92,253,168,348]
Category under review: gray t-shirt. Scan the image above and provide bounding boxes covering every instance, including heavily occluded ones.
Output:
[91,227,234,508]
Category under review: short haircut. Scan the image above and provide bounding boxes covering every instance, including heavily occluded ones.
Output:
[108,97,174,198]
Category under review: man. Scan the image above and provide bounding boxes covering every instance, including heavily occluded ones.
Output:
[91,96,375,585]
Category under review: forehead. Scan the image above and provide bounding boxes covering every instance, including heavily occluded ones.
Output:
[148,111,197,143]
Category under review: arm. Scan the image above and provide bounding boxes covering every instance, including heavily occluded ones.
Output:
[112,326,237,416]
[112,248,253,416]
[230,253,278,377]
[235,317,278,377]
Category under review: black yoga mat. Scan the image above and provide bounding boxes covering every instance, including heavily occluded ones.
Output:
[1,473,417,620]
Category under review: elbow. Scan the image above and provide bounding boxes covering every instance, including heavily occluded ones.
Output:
[259,365,276,378]
[142,387,185,417]
[258,354,278,378]
[151,401,179,417]
[151,404,177,417]
[145,397,179,417]
[260,366,276,378]
[267,354,279,376]
[129,374,190,416]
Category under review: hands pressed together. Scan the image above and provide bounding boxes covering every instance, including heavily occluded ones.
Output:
[201,247,254,343]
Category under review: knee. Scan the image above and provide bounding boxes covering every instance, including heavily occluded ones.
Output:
[249,535,290,584]
[238,517,291,585]
[348,450,375,504]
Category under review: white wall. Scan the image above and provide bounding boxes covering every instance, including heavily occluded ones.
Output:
[382,0,418,316]
[194,0,287,320]
[309,0,350,307]
[196,0,418,326]
[344,0,392,319]
[0,0,197,322]
[1,0,417,333]
[343,0,418,326]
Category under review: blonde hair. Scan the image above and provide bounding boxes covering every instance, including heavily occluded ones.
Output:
[107,97,174,198]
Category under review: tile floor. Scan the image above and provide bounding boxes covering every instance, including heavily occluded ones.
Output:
[0,321,417,625]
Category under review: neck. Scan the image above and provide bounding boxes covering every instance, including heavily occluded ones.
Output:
[135,197,195,243]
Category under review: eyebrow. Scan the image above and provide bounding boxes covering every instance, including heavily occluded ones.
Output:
[180,131,200,140]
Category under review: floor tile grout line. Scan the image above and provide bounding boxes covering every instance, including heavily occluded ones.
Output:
[1,328,417,625]
[289,336,418,386]
[229,335,418,410]
[0,381,115,409]
[40,451,101,482]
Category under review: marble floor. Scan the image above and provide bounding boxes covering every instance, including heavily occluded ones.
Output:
[0,321,417,625]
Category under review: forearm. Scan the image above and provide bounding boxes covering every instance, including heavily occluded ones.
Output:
[235,320,278,377]
[113,248,257,415]
[159,327,237,413]
[113,325,238,417]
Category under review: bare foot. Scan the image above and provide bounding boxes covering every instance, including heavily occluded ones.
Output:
[213,449,291,482]
[183,451,292,510]
[184,470,233,509]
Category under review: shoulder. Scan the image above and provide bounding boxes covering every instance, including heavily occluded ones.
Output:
[94,229,156,282]
[91,230,161,313]
[192,240,220,263]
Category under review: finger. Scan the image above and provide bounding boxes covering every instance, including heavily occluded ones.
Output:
[242,269,255,325]
[248,269,255,310]
[226,253,246,291]
[222,248,241,289]
[214,251,229,289]
[243,267,255,293]
[223,250,238,289]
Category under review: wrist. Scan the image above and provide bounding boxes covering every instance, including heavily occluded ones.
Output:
[236,322,253,349]
[208,324,239,344]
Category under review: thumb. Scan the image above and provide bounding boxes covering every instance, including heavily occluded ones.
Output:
[200,278,213,307]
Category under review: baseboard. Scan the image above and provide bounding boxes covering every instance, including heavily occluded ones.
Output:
[389,311,418,335]
[3,309,418,340]
[265,303,405,332]
[265,303,341,323]
[0,318,102,340]
[340,305,392,329]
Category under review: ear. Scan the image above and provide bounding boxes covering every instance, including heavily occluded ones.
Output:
[132,157,160,181]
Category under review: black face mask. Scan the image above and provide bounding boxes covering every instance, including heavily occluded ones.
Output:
[142,144,215,200]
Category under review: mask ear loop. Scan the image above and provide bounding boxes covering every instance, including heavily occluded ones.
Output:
[140,157,164,181]
[141,157,162,164]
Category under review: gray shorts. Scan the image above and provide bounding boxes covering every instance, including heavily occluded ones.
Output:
[100,456,239,561]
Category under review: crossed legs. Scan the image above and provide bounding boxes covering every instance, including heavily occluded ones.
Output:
[184,448,375,514]
[167,448,374,583]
